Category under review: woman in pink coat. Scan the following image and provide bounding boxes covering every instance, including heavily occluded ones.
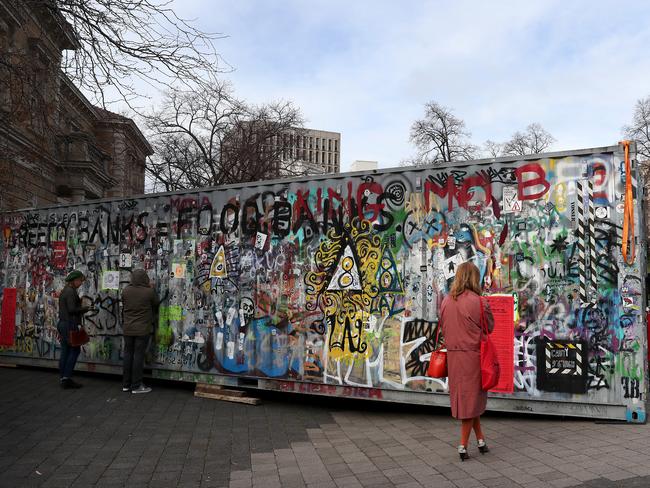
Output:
[440,262,494,460]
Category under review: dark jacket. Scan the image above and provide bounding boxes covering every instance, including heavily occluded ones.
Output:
[122,269,160,336]
[58,285,88,327]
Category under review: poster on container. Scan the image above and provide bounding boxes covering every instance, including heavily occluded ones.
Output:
[484,294,515,394]
[536,339,588,393]
[51,241,67,270]
[0,288,17,346]
[101,271,120,291]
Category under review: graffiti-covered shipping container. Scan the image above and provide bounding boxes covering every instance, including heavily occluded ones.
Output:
[0,143,646,422]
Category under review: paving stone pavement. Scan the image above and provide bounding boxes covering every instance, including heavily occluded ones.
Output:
[1,367,650,488]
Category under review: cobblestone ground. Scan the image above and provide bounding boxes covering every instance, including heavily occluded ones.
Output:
[1,367,650,488]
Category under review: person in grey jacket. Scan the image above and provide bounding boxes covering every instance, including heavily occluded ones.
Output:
[121,268,159,393]
[58,270,89,389]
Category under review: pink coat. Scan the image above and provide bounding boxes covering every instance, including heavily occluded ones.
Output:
[440,290,494,419]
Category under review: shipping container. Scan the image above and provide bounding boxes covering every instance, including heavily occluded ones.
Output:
[0,142,646,422]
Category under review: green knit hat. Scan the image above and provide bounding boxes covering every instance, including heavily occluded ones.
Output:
[65,270,85,282]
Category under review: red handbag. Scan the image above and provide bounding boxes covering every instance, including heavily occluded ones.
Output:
[68,326,90,347]
[479,298,500,390]
[427,323,448,378]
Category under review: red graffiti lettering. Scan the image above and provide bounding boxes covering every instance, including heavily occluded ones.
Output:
[424,178,456,211]
[515,163,550,200]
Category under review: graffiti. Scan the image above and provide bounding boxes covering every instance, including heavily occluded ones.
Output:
[0,150,645,420]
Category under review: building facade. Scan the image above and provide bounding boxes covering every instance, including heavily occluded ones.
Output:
[349,160,378,172]
[264,128,340,177]
[287,128,341,175]
[0,0,152,211]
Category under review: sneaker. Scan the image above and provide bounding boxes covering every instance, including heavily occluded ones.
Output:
[61,379,82,389]
[131,385,152,394]
[122,386,131,392]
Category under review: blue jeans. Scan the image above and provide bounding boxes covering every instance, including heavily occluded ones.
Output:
[57,321,81,379]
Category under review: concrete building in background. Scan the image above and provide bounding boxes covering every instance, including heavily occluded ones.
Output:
[278,128,341,175]
[0,0,152,211]
[349,160,378,172]
[227,125,340,180]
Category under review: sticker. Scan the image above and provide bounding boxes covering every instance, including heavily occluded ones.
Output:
[226,307,237,325]
[226,341,235,359]
[209,246,227,278]
[443,254,464,280]
[101,271,120,290]
[183,239,196,257]
[447,236,456,250]
[616,202,625,214]
[255,232,268,250]
[119,253,132,268]
[171,262,186,279]
[173,239,184,255]
[569,201,577,229]
[595,207,609,219]
[216,310,224,327]
[239,309,246,327]
[216,332,223,350]
[502,186,521,214]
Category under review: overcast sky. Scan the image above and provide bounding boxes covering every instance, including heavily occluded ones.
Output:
[174,0,650,171]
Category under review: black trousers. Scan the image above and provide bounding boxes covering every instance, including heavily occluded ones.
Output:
[122,335,149,389]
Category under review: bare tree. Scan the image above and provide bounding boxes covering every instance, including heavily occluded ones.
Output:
[145,82,307,192]
[30,0,226,108]
[407,101,477,166]
[483,139,504,158]
[503,123,555,156]
[623,96,650,160]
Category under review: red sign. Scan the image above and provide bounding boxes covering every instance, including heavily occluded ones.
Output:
[485,294,515,394]
[0,288,17,346]
[52,241,67,270]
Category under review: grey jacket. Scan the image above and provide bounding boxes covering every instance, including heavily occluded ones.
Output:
[121,269,159,336]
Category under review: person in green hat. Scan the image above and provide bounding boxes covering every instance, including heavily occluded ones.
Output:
[57,270,89,389]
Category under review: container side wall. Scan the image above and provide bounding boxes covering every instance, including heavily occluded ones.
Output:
[0,146,646,421]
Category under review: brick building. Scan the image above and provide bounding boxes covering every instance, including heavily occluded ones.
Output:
[0,0,152,211]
